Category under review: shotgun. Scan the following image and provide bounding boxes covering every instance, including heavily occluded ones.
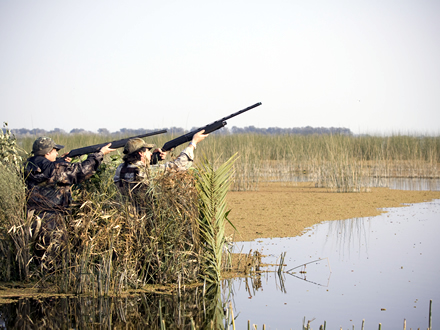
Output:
[151,102,262,163]
[162,102,261,151]
[66,129,167,158]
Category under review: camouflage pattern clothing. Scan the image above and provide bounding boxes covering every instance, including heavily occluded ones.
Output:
[113,146,194,197]
[25,152,104,213]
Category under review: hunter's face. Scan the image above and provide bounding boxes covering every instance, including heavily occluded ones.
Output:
[141,149,152,165]
[45,148,58,162]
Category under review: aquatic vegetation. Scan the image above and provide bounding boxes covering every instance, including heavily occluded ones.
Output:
[0,124,30,281]
[16,131,440,192]
[0,133,237,294]
[0,162,30,281]
[0,122,26,170]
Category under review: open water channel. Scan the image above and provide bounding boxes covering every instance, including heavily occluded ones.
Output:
[231,199,439,329]
[0,179,439,329]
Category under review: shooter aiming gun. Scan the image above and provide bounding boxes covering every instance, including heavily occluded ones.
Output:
[151,102,262,163]
[65,129,167,158]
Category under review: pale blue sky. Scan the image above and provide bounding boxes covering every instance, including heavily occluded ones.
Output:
[1,0,439,134]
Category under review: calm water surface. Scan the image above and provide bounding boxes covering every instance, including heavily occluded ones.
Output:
[230,199,440,329]
[385,178,440,191]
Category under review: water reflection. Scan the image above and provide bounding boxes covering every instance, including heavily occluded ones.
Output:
[0,285,227,329]
[287,176,440,191]
[384,177,440,191]
[231,199,440,329]
[323,217,371,260]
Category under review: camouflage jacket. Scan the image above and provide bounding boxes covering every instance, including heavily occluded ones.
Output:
[113,146,194,196]
[25,153,104,213]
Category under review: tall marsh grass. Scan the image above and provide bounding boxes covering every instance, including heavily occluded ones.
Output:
[16,131,440,193]
[193,132,440,192]
[0,124,30,281]
[1,125,236,293]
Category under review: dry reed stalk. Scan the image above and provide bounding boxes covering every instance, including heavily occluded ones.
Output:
[4,163,207,293]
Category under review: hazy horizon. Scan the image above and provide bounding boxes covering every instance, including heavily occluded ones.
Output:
[5,124,438,137]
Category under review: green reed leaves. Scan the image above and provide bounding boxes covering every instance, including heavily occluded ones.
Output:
[1,122,26,170]
[0,162,30,281]
[196,154,237,284]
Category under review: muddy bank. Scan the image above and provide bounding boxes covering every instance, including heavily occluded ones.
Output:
[226,182,440,242]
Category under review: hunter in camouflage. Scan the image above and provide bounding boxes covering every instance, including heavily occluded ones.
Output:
[24,136,115,263]
[113,130,209,198]
[25,137,115,214]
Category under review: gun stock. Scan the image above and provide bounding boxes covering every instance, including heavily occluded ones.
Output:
[66,129,168,158]
[160,102,262,152]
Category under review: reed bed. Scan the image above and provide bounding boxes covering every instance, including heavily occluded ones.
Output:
[1,124,236,295]
[0,165,232,293]
[198,133,440,192]
[17,131,439,192]
[0,125,29,281]
[3,127,440,287]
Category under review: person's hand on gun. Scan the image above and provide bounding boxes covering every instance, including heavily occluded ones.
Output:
[60,153,72,162]
[153,148,167,160]
[100,143,116,155]
[189,130,209,149]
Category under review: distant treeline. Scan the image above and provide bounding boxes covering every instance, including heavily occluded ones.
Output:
[5,126,353,137]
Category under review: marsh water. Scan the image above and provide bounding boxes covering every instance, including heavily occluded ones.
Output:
[384,177,440,191]
[228,179,440,328]
[231,198,439,329]
[1,180,439,329]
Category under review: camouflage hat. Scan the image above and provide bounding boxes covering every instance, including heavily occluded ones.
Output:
[123,138,155,155]
[32,137,65,156]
